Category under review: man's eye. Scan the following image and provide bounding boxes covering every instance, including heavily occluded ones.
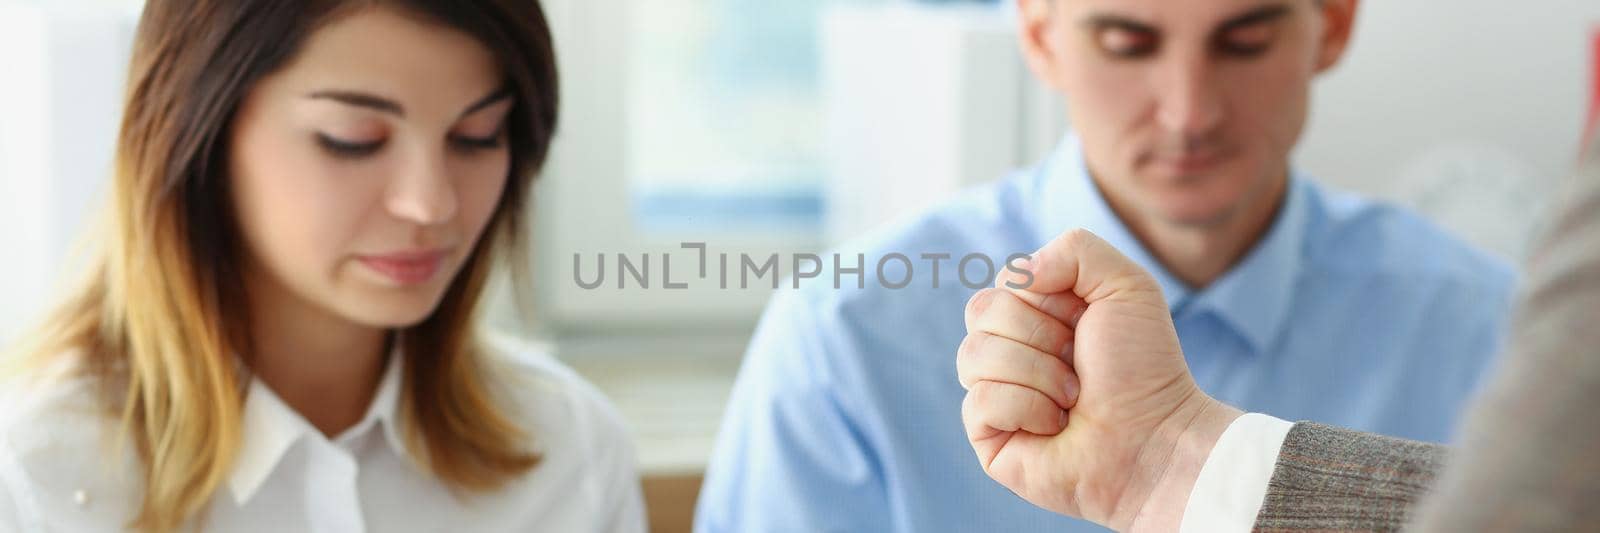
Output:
[316,133,384,158]
[1217,25,1275,58]
[1097,28,1159,58]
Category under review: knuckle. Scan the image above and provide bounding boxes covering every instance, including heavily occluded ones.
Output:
[958,332,989,361]
[968,379,999,405]
[966,288,1000,319]
[1061,228,1094,249]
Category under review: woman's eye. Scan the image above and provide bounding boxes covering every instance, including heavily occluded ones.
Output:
[1097,28,1159,59]
[316,133,384,158]
[449,128,506,152]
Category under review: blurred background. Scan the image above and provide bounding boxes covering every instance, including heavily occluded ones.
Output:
[2,0,1597,531]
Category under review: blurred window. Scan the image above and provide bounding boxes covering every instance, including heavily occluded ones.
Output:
[625,0,887,234]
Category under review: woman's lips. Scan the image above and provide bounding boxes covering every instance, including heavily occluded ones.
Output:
[357,250,449,286]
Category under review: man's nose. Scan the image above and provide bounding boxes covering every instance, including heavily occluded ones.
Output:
[1153,53,1225,137]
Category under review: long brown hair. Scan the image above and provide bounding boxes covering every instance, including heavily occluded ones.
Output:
[6,1,559,530]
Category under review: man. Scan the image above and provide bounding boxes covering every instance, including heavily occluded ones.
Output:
[695,1,1515,531]
[955,134,1600,531]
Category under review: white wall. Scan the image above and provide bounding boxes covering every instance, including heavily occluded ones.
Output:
[0,3,138,345]
[1295,0,1600,259]
[1302,0,1598,195]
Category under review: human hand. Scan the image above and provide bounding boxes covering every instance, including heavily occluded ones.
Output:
[958,229,1241,531]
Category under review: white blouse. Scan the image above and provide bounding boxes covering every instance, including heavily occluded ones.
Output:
[0,338,646,533]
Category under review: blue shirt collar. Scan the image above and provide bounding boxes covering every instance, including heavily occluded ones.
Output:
[1188,175,1309,355]
[1028,134,1307,355]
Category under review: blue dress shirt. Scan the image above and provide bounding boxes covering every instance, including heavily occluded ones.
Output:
[695,135,1516,533]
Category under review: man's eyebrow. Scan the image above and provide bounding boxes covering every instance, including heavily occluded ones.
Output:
[1217,4,1292,32]
[1080,14,1158,35]
[1078,4,1293,35]
[306,90,404,116]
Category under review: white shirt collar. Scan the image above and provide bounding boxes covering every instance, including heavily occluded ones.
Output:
[228,348,408,504]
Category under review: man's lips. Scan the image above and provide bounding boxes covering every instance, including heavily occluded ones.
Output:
[357,249,450,285]
[1148,150,1229,175]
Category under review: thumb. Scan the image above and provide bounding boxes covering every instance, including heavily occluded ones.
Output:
[1003,229,1166,307]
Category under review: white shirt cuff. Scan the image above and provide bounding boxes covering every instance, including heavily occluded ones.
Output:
[1178,413,1294,533]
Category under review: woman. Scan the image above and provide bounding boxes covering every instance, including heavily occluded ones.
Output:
[0,1,644,531]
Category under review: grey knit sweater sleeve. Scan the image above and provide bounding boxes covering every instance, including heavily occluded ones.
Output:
[1251,423,1447,532]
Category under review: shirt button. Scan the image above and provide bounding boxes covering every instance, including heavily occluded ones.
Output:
[73,489,88,507]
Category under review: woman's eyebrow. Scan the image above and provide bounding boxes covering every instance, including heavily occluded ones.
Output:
[306,90,405,116]
[302,88,511,119]
[459,87,513,118]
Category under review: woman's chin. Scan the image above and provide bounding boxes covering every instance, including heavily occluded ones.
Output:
[331,291,448,330]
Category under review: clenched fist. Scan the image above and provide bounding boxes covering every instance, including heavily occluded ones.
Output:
[958,229,1242,532]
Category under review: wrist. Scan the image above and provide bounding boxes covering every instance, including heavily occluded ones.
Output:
[1124,394,1243,532]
